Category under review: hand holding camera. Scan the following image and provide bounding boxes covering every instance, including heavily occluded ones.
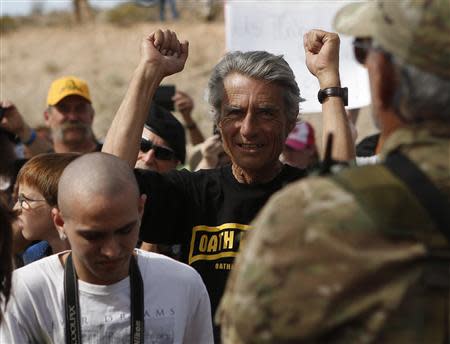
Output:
[0,100,32,143]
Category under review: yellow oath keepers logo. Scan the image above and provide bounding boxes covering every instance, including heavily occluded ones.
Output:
[188,223,251,265]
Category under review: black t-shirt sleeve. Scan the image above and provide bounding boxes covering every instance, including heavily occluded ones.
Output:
[134,168,192,244]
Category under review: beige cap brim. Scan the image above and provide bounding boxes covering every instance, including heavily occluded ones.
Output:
[333,1,376,38]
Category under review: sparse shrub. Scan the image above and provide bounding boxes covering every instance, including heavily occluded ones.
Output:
[44,61,61,75]
[40,11,77,28]
[105,3,157,27]
[0,16,18,34]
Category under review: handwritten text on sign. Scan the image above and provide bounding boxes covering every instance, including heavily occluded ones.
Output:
[225,1,370,112]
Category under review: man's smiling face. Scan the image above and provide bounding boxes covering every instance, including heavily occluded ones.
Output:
[219,73,294,174]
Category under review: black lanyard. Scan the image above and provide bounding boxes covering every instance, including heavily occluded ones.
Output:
[64,253,144,344]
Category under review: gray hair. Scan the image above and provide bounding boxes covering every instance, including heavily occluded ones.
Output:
[391,57,450,123]
[207,51,301,124]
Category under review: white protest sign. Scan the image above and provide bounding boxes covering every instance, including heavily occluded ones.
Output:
[225,0,370,113]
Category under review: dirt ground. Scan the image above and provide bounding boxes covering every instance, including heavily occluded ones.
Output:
[0,7,377,153]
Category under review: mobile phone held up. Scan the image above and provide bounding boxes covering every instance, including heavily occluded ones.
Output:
[154,85,175,111]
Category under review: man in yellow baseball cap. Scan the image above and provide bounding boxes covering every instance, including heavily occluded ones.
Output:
[44,76,99,153]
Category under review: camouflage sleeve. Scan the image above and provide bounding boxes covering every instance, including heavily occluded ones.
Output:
[217,176,426,344]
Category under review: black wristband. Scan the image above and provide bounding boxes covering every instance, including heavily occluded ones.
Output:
[318,87,348,106]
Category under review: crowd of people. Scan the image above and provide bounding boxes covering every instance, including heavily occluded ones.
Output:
[1,0,449,343]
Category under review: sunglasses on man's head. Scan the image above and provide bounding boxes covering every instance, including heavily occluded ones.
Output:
[352,38,372,65]
[140,138,176,161]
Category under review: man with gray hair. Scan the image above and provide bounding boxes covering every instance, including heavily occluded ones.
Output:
[218,1,450,343]
[0,152,213,343]
[102,29,354,342]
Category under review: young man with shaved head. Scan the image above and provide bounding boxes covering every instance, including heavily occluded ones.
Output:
[0,152,213,343]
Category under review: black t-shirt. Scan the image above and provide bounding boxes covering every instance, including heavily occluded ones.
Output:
[135,164,306,339]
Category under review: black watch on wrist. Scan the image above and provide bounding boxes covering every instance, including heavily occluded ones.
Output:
[317,87,348,106]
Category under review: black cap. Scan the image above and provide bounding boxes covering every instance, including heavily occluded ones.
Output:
[144,102,186,164]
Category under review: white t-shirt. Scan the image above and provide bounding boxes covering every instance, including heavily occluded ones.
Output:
[356,154,380,166]
[0,249,213,343]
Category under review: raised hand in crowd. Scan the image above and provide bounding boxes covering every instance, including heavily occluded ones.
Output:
[303,30,355,161]
[173,90,205,145]
[0,100,52,156]
[173,90,194,120]
[103,29,189,166]
[141,29,189,79]
[195,134,229,170]
[304,29,341,87]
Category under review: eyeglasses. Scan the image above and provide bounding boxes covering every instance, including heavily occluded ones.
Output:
[352,38,372,65]
[17,193,46,210]
[140,138,176,161]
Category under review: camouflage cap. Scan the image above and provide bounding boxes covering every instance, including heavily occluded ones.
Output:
[333,0,450,79]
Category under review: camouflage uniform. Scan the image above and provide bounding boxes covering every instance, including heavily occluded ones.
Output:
[218,0,450,343]
[218,124,450,343]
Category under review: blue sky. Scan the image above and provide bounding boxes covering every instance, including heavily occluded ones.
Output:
[0,0,125,16]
